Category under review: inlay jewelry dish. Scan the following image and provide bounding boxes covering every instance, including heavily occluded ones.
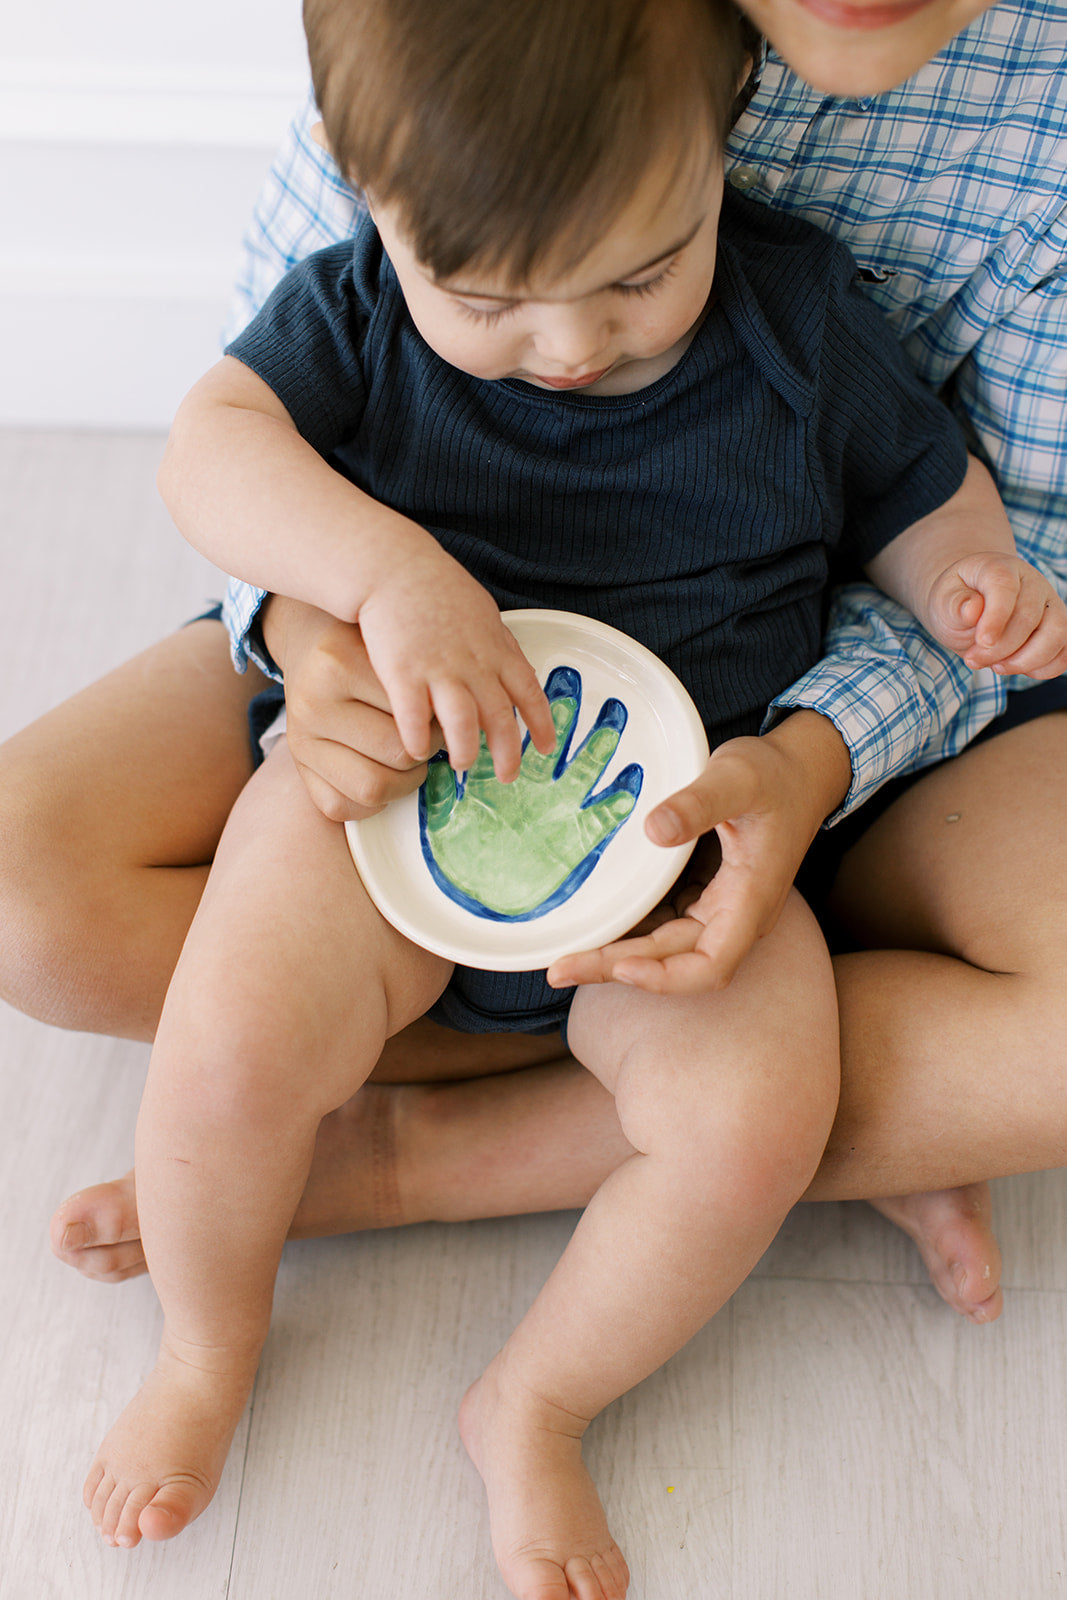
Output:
[346,609,709,970]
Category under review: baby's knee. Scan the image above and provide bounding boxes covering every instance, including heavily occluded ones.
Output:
[733,1097,836,1216]
[635,1048,838,1216]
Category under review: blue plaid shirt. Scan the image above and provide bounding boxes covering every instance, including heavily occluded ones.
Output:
[221,0,1067,819]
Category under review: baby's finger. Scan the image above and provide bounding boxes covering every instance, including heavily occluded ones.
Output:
[477,689,525,782]
[546,949,615,987]
[548,935,658,989]
[969,566,1021,647]
[429,681,486,773]
[547,919,697,988]
[972,589,1066,670]
[941,589,983,642]
[388,679,436,765]
[612,947,721,995]
[293,742,426,822]
[502,655,556,757]
[686,898,764,990]
[969,574,1058,666]
[603,919,719,995]
[990,607,1067,679]
[645,756,757,850]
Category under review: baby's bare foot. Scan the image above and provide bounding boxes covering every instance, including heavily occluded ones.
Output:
[869,1182,1003,1323]
[51,1172,146,1282]
[459,1360,629,1600]
[84,1338,256,1548]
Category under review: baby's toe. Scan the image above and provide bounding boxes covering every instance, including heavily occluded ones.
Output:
[138,1481,204,1543]
[97,1477,138,1546]
[565,1549,630,1600]
[82,1459,106,1514]
[113,1482,160,1548]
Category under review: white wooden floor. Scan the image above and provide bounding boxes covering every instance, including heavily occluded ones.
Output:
[2,427,1067,1600]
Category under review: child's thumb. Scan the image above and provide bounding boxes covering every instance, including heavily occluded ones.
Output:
[944,586,983,633]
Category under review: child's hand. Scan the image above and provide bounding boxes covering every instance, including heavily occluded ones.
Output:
[261,597,430,822]
[927,554,1067,679]
[546,719,844,994]
[357,547,557,781]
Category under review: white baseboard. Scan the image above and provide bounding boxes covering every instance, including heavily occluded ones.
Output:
[2,60,307,429]
[0,59,305,148]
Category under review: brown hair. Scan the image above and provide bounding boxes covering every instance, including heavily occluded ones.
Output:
[303,0,748,283]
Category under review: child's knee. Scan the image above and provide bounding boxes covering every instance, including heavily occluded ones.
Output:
[149,1016,323,1137]
[732,1080,838,1212]
[619,1032,838,1215]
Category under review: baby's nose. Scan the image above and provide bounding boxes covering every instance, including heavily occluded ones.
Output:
[533,308,610,373]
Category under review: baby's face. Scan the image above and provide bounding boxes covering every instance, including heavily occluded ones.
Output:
[739,0,997,94]
[370,154,724,399]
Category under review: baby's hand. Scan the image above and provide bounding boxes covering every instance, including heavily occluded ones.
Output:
[357,547,557,781]
[928,554,1067,679]
[261,597,429,823]
[546,730,823,995]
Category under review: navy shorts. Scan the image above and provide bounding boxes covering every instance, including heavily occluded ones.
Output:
[234,627,1067,1038]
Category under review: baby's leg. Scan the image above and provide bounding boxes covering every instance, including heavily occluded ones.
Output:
[85,742,449,1549]
[461,890,839,1600]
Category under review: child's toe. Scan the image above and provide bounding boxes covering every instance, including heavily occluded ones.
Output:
[97,1479,130,1544]
[115,1482,161,1547]
[565,1550,629,1600]
[507,1562,570,1600]
[138,1477,207,1542]
[82,1460,106,1513]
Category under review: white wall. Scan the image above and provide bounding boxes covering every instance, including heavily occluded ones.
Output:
[1,1,309,428]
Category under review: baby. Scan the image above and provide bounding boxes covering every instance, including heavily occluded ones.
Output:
[84,1,1067,1596]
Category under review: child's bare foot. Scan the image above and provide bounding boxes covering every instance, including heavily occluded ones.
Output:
[84,1337,257,1547]
[869,1182,1003,1323]
[459,1359,629,1600]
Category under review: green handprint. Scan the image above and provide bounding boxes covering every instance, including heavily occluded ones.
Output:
[419,666,643,922]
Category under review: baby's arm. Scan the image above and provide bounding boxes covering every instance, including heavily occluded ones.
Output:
[864,456,1067,680]
[158,358,555,778]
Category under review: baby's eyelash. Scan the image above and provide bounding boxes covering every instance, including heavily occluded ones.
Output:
[456,300,519,325]
[454,256,680,322]
[616,260,679,298]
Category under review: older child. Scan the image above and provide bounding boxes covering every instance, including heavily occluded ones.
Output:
[85,2,1067,1596]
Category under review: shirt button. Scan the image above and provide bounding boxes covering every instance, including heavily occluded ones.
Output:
[729,164,762,192]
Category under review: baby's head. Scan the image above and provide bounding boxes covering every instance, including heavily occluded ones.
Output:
[304,0,749,393]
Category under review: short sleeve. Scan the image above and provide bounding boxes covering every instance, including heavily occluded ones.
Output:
[224,240,372,458]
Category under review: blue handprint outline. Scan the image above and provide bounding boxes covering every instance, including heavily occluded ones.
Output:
[418,665,644,923]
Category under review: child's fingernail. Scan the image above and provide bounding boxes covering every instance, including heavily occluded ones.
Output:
[63,1222,90,1249]
[649,807,682,845]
